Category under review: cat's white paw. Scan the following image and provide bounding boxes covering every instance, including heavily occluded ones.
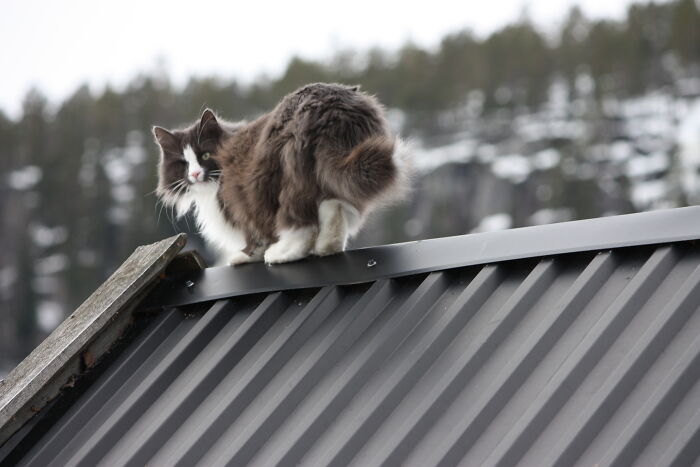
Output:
[263,243,309,264]
[264,227,315,264]
[313,240,345,257]
[229,250,254,266]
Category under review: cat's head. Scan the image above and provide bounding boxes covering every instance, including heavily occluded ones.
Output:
[153,109,223,213]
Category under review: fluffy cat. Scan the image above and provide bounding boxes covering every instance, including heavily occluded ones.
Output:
[153,83,410,265]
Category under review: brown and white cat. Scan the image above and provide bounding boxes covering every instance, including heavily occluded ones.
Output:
[153,83,410,265]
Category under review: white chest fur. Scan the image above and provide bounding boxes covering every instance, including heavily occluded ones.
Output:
[187,182,246,261]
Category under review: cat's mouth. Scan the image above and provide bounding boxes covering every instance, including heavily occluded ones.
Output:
[187,172,221,186]
[187,171,206,184]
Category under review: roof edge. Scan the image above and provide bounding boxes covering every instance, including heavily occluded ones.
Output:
[145,206,700,308]
[0,234,188,446]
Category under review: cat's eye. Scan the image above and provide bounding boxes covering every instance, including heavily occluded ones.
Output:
[202,152,211,160]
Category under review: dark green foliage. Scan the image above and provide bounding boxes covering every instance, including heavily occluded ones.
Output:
[670,0,700,64]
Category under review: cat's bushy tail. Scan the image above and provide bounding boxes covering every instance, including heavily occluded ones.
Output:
[319,136,413,207]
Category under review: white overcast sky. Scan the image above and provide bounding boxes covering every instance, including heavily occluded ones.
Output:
[1,0,639,118]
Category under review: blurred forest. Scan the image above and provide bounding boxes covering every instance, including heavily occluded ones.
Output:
[2,0,700,373]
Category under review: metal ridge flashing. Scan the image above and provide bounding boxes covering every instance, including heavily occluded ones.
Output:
[145,206,700,309]
[0,234,188,447]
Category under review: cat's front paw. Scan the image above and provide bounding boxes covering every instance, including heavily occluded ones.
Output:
[229,250,256,266]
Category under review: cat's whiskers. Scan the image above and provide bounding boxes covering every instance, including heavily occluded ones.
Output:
[167,186,182,228]
[155,196,171,227]
[146,178,182,197]
[169,179,186,188]
[169,204,178,231]
[156,200,164,225]
[155,178,189,229]
[172,179,187,193]
[170,181,187,208]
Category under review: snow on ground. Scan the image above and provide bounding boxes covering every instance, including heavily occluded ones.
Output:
[421,84,700,216]
[7,165,42,190]
[532,149,561,171]
[678,77,700,97]
[101,130,148,224]
[625,153,670,179]
[34,254,69,276]
[608,141,635,163]
[0,267,17,297]
[631,179,668,208]
[528,208,574,225]
[491,154,531,183]
[37,300,64,332]
[472,213,512,233]
[677,98,700,202]
[413,139,477,174]
[30,223,68,248]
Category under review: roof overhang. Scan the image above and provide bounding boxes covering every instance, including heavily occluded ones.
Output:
[145,206,700,309]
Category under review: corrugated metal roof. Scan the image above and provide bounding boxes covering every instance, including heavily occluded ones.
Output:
[8,239,700,466]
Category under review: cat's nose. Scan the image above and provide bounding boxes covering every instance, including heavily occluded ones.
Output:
[190,170,201,180]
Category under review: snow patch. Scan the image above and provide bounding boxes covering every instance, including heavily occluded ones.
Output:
[491,154,531,183]
[631,179,667,208]
[609,141,635,163]
[625,153,670,179]
[677,98,700,201]
[35,254,69,276]
[8,166,42,190]
[37,301,64,332]
[31,224,68,248]
[414,139,476,174]
[528,208,573,225]
[0,267,17,295]
[472,213,512,233]
[532,149,561,171]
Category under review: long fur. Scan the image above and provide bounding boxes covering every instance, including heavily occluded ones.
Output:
[153,83,412,264]
[318,136,413,209]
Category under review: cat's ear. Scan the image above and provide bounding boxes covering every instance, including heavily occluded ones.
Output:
[199,109,222,142]
[152,126,180,156]
[200,108,218,126]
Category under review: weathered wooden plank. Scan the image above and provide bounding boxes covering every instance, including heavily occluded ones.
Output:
[0,234,188,446]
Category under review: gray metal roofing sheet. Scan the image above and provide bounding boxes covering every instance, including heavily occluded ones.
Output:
[145,206,700,309]
[7,239,700,466]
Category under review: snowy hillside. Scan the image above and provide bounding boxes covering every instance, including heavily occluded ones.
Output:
[356,80,700,245]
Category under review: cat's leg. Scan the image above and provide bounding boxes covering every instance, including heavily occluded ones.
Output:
[264,187,318,264]
[264,144,320,264]
[313,199,360,256]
